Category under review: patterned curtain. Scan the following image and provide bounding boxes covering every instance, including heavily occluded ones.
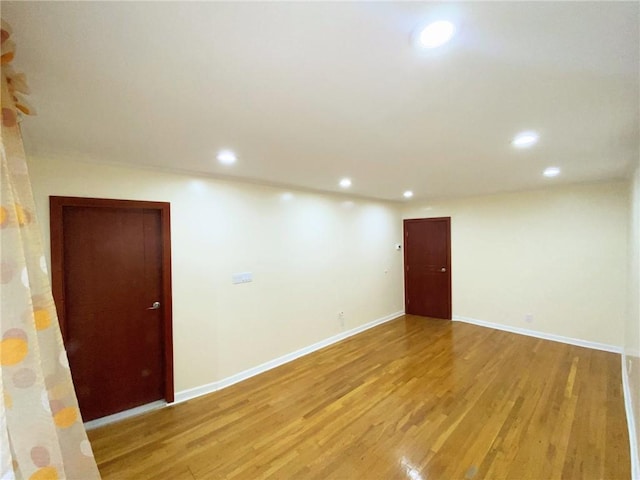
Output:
[0,20,100,480]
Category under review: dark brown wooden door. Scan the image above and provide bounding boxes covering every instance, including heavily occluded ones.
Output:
[403,217,452,319]
[60,205,165,421]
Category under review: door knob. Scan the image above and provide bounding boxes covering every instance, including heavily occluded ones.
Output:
[441,268,446,272]
[147,301,161,310]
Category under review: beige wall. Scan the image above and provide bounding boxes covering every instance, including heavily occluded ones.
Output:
[29,155,631,397]
[626,162,640,464]
[403,182,629,348]
[28,156,405,392]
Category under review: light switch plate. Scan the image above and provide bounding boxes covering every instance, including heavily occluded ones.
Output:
[232,272,253,284]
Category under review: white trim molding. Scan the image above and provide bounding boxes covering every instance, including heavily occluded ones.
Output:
[174,310,405,404]
[452,315,623,354]
[622,354,640,480]
[84,400,166,430]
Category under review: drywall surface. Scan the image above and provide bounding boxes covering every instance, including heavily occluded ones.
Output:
[403,182,628,348]
[626,163,640,468]
[29,156,404,391]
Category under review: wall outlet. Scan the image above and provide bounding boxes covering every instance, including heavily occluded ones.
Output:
[525,314,533,323]
[338,311,345,328]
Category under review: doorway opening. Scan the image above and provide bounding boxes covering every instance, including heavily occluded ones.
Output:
[403,217,452,319]
[50,196,173,421]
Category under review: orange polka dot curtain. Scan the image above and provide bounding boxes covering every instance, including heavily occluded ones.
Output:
[0,20,100,480]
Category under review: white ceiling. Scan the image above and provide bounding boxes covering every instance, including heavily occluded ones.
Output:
[4,1,639,202]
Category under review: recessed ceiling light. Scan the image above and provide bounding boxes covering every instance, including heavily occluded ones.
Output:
[512,131,539,148]
[543,166,561,177]
[339,178,352,188]
[403,191,414,198]
[416,21,456,49]
[216,149,237,165]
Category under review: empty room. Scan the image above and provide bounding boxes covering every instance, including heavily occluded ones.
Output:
[1,1,639,479]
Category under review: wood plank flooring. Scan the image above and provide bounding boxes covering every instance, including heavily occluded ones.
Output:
[87,315,630,479]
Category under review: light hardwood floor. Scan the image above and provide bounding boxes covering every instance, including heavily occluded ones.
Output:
[87,315,630,479]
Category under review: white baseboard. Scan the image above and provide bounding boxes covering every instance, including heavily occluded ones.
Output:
[84,400,166,430]
[174,310,405,404]
[452,315,623,354]
[622,354,640,480]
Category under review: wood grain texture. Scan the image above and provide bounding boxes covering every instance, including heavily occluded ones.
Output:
[62,206,165,420]
[404,218,452,319]
[88,315,630,479]
[50,196,175,403]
